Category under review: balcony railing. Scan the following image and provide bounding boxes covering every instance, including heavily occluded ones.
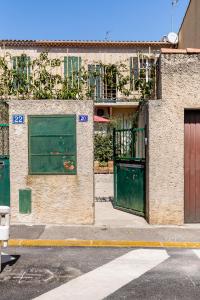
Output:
[94,98,139,103]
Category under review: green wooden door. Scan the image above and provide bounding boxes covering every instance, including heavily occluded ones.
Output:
[0,157,10,206]
[114,163,145,216]
[29,115,77,175]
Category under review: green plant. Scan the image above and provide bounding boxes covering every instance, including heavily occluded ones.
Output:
[0,52,156,101]
[99,161,108,167]
[135,65,156,100]
[94,133,113,162]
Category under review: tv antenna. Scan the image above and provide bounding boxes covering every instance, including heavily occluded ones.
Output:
[171,0,179,32]
[105,31,111,41]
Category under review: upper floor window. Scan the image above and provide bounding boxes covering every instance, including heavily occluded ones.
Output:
[12,54,31,90]
[88,64,117,100]
[130,56,156,90]
[64,56,81,88]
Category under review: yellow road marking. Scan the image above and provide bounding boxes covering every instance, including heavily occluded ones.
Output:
[7,239,200,248]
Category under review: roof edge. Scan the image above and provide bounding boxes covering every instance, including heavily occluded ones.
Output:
[161,47,200,54]
[0,39,173,48]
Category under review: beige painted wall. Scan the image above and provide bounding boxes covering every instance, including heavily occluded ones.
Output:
[147,53,200,224]
[178,0,200,48]
[9,100,94,225]
[0,45,160,101]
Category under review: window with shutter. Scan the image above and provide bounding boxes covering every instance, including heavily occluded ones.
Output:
[64,56,81,88]
[130,56,155,89]
[29,115,77,175]
[88,64,102,100]
[88,64,116,100]
[130,57,139,90]
[12,55,31,89]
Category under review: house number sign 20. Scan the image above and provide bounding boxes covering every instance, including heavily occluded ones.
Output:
[12,115,25,124]
[79,115,88,122]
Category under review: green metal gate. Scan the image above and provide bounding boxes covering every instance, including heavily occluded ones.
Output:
[113,128,145,216]
[0,124,10,206]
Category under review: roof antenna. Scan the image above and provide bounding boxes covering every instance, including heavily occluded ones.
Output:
[105,31,111,41]
[171,0,179,32]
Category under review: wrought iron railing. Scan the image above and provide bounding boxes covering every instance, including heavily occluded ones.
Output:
[95,98,139,103]
[0,124,9,156]
[113,127,145,161]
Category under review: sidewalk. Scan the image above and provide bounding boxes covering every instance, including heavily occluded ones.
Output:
[8,202,200,248]
[10,223,200,243]
[5,202,200,248]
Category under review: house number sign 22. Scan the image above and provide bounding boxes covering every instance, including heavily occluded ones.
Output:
[12,115,25,124]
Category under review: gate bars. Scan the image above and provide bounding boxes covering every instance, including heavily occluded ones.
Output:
[113,128,145,161]
[0,124,9,156]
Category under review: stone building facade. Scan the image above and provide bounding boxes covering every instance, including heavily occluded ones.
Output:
[9,100,94,225]
[0,40,172,129]
[178,0,200,49]
[146,48,200,224]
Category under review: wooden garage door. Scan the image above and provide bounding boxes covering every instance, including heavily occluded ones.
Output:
[185,110,200,223]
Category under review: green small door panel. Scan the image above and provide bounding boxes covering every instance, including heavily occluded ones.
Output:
[29,115,77,175]
[115,163,145,216]
[19,189,31,214]
[0,157,10,206]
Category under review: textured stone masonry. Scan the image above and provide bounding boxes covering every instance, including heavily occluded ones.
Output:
[147,53,200,224]
[9,100,94,225]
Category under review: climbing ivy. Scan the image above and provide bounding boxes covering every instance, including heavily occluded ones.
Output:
[0,52,156,101]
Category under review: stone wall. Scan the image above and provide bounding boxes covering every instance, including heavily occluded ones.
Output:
[147,50,200,224]
[9,100,94,225]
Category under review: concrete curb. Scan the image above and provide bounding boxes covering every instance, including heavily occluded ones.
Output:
[7,239,200,248]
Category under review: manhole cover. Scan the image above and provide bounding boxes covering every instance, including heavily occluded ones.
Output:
[0,266,82,283]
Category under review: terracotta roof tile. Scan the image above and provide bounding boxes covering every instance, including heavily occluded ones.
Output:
[0,39,173,48]
[161,48,200,54]
[161,48,187,54]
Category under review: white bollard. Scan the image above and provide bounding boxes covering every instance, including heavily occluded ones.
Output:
[0,206,10,272]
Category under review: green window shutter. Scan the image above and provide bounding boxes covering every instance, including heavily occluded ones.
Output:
[12,57,17,89]
[130,57,139,90]
[64,56,68,78]
[27,56,31,78]
[88,64,95,99]
[29,115,77,175]
[64,56,81,87]
[12,55,31,89]
[95,65,101,99]
[12,57,17,69]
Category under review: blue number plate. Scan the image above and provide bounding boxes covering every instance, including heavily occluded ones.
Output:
[79,115,88,122]
[12,115,25,124]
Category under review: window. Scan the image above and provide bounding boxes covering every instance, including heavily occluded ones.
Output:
[12,54,31,89]
[130,56,156,90]
[29,115,76,175]
[88,64,117,100]
[64,56,81,88]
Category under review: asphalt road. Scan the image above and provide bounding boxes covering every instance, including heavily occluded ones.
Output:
[0,247,200,300]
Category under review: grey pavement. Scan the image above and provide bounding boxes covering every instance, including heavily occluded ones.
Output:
[9,202,200,242]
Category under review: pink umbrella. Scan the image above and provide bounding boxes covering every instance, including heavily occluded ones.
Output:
[94,115,110,123]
